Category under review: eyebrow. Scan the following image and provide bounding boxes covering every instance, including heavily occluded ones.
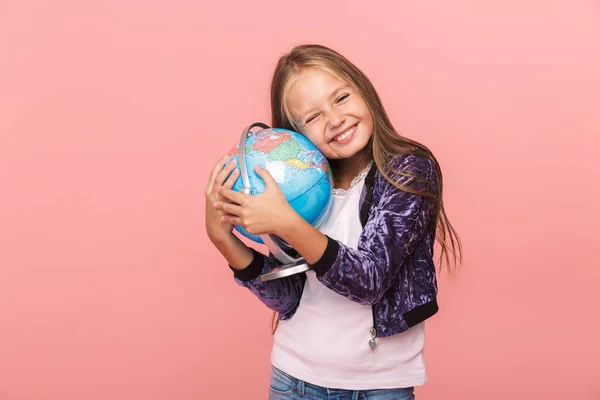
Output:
[299,84,351,122]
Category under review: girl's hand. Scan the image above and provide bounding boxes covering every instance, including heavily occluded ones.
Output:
[216,165,296,238]
[205,156,240,244]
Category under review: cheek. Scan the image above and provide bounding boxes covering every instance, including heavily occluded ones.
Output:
[364,117,374,133]
[301,128,325,146]
[302,131,334,155]
[360,111,374,133]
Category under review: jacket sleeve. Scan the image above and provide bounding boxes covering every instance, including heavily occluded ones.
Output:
[311,155,438,305]
[230,249,305,319]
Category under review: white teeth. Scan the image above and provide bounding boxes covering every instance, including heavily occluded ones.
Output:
[334,126,355,142]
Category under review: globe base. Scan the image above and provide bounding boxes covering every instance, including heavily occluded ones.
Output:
[259,258,312,282]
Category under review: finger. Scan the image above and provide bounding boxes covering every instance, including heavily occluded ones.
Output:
[216,201,242,216]
[221,215,242,226]
[219,187,248,204]
[254,165,277,188]
[213,159,237,190]
[206,155,229,194]
[223,167,240,189]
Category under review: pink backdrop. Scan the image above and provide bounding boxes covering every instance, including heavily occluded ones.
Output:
[1,0,599,399]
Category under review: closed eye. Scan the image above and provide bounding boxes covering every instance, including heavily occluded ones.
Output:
[335,93,350,103]
[305,113,320,124]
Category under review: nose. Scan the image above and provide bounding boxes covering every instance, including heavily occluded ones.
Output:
[327,109,345,129]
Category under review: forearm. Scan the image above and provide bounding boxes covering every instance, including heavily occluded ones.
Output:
[211,234,254,270]
[278,214,328,265]
[225,238,305,319]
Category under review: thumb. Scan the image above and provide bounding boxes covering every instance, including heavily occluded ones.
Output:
[254,165,277,188]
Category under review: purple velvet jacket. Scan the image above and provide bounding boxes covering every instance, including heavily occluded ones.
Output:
[231,154,439,339]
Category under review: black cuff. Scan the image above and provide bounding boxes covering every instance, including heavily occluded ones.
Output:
[403,299,439,327]
[310,235,339,276]
[229,248,265,282]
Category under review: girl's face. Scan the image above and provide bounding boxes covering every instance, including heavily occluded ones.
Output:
[286,68,373,161]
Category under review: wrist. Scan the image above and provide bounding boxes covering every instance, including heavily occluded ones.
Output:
[276,210,303,243]
[210,232,255,271]
[274,211,329,265]
[209,231,236,248]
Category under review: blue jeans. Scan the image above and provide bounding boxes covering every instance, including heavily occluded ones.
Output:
[269,366,415,400]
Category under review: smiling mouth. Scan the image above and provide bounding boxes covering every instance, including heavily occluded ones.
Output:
[331,125,357,143]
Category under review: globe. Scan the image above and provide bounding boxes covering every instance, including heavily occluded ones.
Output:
[225,127,333,244]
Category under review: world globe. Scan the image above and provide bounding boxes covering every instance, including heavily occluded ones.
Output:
[225,127,333,244]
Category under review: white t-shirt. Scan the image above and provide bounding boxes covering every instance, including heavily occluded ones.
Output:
[271,166,427,390]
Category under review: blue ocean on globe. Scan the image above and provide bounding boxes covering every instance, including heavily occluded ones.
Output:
[225,128,333,244]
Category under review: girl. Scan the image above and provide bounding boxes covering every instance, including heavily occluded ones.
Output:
[205,44,462,399]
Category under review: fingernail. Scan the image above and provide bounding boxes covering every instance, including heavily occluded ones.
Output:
[233,169,240,174]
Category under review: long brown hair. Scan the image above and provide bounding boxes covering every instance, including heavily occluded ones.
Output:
[268,44,463,334]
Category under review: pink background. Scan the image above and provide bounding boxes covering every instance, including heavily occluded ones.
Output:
[1,0,599,399]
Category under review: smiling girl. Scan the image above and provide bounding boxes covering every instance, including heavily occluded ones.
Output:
[205,44,462,400]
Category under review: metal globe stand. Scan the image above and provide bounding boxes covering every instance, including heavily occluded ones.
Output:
[238,122,312,282]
